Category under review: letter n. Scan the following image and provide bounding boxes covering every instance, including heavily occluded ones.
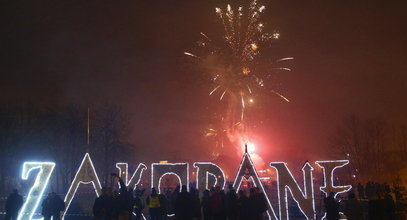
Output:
[270,161,315,220]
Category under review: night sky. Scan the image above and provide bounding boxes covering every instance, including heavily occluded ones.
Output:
[1,0,406,167]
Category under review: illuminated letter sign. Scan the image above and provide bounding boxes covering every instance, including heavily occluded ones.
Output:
[315,160,352,198]
[151,163,189,194]
[270,162,315,220]
[116,163,148,220]
[193,162,225,191]
[18,162,55,220]
[19,152,354,220]
[116,162,147,188]
[233,151,278,220]
[62,153,102,220]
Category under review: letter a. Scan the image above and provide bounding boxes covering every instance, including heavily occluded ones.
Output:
[233,150,278,220]
[62,153,102,219]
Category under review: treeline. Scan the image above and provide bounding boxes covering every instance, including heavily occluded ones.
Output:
[331,115,407,185]
[0,102,134,195]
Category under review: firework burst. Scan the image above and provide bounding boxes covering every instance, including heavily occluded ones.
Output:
[186,0,292,163]
[185,0,292,122]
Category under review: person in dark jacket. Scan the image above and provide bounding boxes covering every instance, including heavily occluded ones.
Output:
[5,189,23,220]
[236,190,249,220]
[158,193,169,220]
[169,187,180,216]
[255,188,268,218]
[174,185,193,220]
[357,182,365,199]
[225,185,238,220]
[42,193,54,220]
[201,190,211,220]
[248,188,267,220]
[93,187,114,220]
[127,188,134,218]
[219,190,226,220]
[115,176,132,220]
[209,186,224,220]
[51,192,65,220]
[324,192,340,220]
[190,188,201,220]
[133,189,145,220]
[383,186,396,220]
[111,190,120,219]
[344,192,363,220]
[42,192,65,220]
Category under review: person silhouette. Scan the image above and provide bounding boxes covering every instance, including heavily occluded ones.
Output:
[133,189,145,220]
[324,192,340,220]
[5,189,23,220]
[357,182,365,199]
[225,184,238,220]
[344,192,363,220]
[146,188,161,220]
[42,192,65,220]
[175,185,193,220]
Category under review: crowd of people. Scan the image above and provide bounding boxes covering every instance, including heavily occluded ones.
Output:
[323,182,399,220]
[2,178,403,220]
[3,189,64,220]
[92,176,269,220]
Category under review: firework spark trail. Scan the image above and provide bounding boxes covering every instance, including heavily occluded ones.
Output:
[238,6,243,45]
[272,67,292,71]
[271,90,290,102]
[216,8,233,47]
[184,52,199,58]
[241,95,245,120]
[220,90,227,100]
[209,85,221,95]
[276,57,294,62]
[200,32,211,41]
[186,0,292,165]
[226,5,235,44]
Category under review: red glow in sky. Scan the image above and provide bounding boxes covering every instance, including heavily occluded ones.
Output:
[0,0,406,170]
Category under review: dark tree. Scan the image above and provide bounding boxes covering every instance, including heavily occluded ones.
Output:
[331,115,407,183]
[0,103,40,193]
[91,103,133,186]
